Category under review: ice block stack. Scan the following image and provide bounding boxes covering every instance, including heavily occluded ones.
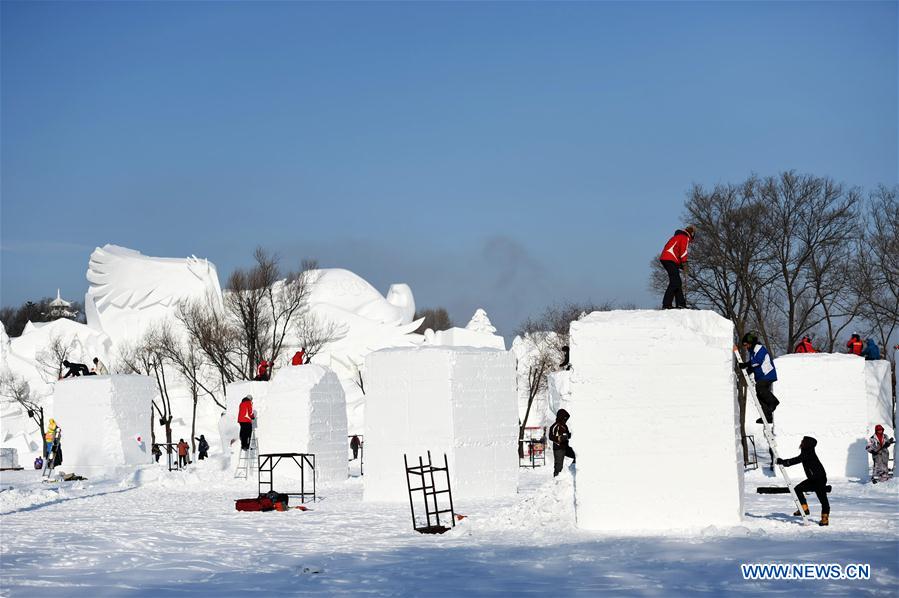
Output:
[569,310,743,531]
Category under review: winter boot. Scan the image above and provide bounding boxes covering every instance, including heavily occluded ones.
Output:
[793,504,810,516]
[819,513,829,526]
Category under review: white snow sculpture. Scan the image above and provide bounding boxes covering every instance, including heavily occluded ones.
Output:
[10,317,111,372]
[363,346,518,502]
[385,283,416,325]
[52,375,155,470]
[85,244,223,344]
[546,370,571,423]
[570,310,743,532]
[307,269,416,326]
[865,360,893,435]
[424,308,506,350]
[0,322,9,368]
[223,366,348,482]
[760,353,870,479]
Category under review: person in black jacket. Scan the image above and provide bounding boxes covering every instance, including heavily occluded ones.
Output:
[776,436,830,526]
[195,435,209,460]
[61,360,90,378]
[549,409,575,477]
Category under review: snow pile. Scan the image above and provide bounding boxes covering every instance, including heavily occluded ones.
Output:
[569,310,743,532]
[51,375,155,470]
[765,354,870,478]
[865,360,893,434]
[363,346,518,502]
[0,448,19,469]
[466,471,577,536]
[223,366,348,482]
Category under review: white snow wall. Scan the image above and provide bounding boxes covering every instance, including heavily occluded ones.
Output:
[865,360,893,435]
[763,354,888,479]
[363,346,518,502]
[570,310,744,532]
[52,375,155,470]
[223,366,348,482]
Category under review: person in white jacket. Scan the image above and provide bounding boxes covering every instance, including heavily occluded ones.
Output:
[91,357,108,375]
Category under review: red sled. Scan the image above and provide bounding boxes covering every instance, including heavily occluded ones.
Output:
[235,497,274,512]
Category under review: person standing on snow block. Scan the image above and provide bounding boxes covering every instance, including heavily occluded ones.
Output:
[254,359,270,381]
[793,336,816,353]
[549,409,575,477]
[776,436,830,526]
[238,395,255,451]
[846,333,864,356]
[659,225,696,309]
[739,331,779,425]
[195,434,210,460]
[860,338,881,361]
[866,425,894,482]
[350,435,361,460]
[292,348,306,366]
[91,357,108,375]
[61,360,90,378]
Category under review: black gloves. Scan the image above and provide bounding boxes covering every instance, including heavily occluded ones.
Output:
[775,458,783,465]
[739,362,752,370]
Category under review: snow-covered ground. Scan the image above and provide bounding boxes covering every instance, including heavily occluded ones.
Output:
[1,459,897,596]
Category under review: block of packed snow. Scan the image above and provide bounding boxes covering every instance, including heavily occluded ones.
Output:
[0,448,19,469]
[547,371,571,423]
[363,346,518,502]
[222,366,348,482]
[569,310,743,532]
[865,361,893,435]
[51,375,155,469]
[759,354,869,479]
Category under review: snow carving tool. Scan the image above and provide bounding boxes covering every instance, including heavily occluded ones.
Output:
[733,347,809,525]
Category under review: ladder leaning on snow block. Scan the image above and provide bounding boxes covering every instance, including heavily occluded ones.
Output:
[234,421,259,480]
[733,348,809,525]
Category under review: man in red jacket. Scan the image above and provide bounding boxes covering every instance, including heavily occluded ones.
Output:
[659,226,695,309]
[846,334,864,356]
[794,336,816,353]
[237,395,256,451]
[254,359,270,381]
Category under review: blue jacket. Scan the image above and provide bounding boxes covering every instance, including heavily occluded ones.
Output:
[748,344,778,382]
[860,339,881,361]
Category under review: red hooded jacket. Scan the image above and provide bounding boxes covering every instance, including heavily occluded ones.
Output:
[794,338,815,353]
[846,337,863,356]
[237,398,255,423]
[291,351,305,366]
[660,230,692,266]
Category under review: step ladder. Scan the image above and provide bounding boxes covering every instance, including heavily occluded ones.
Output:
[234,423,258,479]
[734,349,809,525]
[42,429,61,479]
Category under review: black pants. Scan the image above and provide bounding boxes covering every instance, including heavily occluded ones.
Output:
[239,422,253,450]
[198,450,208,460]
[553,446,576,476]
[178,454,188,468]
[661,260,685,309]
[352,446,359,460]
[755,380,780,423]
[794,478,829,514]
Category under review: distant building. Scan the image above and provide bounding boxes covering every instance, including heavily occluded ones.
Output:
[48,289,78,320]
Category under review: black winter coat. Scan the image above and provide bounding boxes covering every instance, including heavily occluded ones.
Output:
[781,436,827,482]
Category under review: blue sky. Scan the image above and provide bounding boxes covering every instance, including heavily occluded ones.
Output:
[2,1,896,337]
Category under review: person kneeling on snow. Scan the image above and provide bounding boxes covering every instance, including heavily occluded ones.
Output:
[866,425,894,482]
[739,331,780,425]
[549,409,575,477]
[776,436,830,526]
[238,396,255,451]
[61,360,90,378]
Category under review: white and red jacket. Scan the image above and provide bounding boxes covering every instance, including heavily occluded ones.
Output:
[660,230,692,266]
[237,399,255,423]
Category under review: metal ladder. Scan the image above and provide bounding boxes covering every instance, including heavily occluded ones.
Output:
[734,349,809,525]
[234,423,258,479]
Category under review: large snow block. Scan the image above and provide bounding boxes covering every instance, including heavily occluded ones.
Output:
[52,375,154,469]
[223,367,348,482]
[865,361,893,435]
[0,448,19,469]
[762,354,869,479]
[363,346,518,502]
[570,310,743,532]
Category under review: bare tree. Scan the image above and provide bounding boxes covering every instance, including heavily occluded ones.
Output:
[0,371,46,455]
[293,311,345,363]
[35,335,77,383]
[176,298,244,387]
